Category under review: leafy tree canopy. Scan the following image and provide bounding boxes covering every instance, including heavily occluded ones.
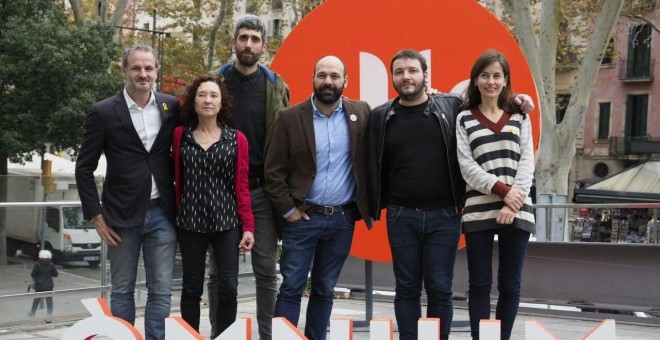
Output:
[0,0,122,167]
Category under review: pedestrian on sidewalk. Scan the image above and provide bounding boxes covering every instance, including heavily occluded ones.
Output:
[28,250,58,318]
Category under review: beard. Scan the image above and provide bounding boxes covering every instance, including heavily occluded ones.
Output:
[394,81,425,102]
[235,49,261,67]
[313,83,344,104]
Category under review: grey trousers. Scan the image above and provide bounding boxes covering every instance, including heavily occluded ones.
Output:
[208,187,279,340]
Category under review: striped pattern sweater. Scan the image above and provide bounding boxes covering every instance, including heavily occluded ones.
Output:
[456,108,535,234]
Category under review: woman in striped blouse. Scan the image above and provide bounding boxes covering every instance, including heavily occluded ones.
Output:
[456,50,536,340]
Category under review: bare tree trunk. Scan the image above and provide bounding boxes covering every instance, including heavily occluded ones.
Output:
[68,0,84,27]
[111,0,130,28]
[96,0,109,23]
[207,0,231,70]
[543,0,624,194]
[291,0,301,28]
[290,0,323,28]
[502,0,623,197]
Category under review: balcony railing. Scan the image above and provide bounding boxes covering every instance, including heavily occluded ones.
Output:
[618,58,654,82]
[609,135,660,155]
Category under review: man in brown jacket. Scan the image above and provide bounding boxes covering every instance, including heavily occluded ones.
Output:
[264,55,372,340]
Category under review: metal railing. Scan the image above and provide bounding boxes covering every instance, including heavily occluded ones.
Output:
[2,200,659,327]
[618,58,654,81]
[609,136,660,156]
[0,201,185,326]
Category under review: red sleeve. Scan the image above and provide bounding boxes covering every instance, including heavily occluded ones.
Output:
[172,126,184,209]
[491,181,511,199]
[234,131,255,232]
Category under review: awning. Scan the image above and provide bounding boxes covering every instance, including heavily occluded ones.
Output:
[8,152,107,177]
[573,161,660,203]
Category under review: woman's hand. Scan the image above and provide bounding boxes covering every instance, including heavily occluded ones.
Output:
[503,187,526,212]
[496,205,516,225]
[239,231,255,251]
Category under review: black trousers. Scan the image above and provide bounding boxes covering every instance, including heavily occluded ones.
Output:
[178,228,240,334]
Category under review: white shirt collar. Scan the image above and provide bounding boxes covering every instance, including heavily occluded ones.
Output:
[123,88,156,109]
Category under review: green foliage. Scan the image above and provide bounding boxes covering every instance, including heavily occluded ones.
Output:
[0,0,122,166]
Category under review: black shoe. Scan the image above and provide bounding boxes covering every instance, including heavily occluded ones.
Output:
[27,312,35,317]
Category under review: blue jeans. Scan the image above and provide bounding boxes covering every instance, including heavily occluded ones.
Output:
[178,227,239,334]
[108,205,177,340]
[274,209,356,340]
[465,228,530,340]
[29,296,53,316]
[208,187,279,339]
[386,205,461,340]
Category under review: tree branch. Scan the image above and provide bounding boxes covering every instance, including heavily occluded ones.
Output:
[111,0,129,28]
[623,13,660,33]
[561,0,624,145]
[207,0,231,70]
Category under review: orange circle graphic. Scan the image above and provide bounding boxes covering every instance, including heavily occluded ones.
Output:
[271,0,539,262]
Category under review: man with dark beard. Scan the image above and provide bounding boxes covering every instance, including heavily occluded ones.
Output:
[209,14,289,340]
[367,49,534,340]
[264,55,373,340]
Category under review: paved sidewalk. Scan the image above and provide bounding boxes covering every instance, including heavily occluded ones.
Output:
[2,296,660,339]
[1,253,659,339]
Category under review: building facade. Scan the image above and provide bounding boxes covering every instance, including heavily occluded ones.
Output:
[572,9,660,191]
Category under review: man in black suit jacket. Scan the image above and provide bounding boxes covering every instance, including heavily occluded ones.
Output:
[75,44,180,340]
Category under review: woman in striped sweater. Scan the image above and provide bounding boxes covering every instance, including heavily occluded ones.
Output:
[456,50,536,340]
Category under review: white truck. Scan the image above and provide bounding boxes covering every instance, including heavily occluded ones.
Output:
[3,173,102,267]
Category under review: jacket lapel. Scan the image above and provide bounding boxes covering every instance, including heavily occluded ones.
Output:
[343,100,359,162]
[151,93,171,150]
[299,102,317,164]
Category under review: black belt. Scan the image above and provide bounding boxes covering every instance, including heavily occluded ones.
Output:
[149,198,161,206]
[249,177,265,190]
[310,203,356,215]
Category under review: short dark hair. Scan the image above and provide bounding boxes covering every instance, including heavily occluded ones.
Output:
[461,49,516,113]
[390,49,427,74]
[121,44,159,70]
[234,14,267,42]
[181,75,232,128]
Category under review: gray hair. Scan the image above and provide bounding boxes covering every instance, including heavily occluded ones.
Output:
[121,44,159,70]
[234,14,267,42]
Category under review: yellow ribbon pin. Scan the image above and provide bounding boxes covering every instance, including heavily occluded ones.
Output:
[162,103,169,112]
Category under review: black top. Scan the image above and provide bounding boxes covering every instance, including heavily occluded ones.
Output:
[31,259,58,292]
[384,100,454,209]
[176,127,240,233]
[224,66,267,183]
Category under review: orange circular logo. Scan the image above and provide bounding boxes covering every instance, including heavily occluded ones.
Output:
[271,0,539,262]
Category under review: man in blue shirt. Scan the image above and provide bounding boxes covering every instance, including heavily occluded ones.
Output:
[264,55,372,340]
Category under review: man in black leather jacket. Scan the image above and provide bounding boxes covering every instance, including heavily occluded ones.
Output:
[366,49,533,340]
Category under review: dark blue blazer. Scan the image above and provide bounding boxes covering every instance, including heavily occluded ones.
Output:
[75,92,181,227]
